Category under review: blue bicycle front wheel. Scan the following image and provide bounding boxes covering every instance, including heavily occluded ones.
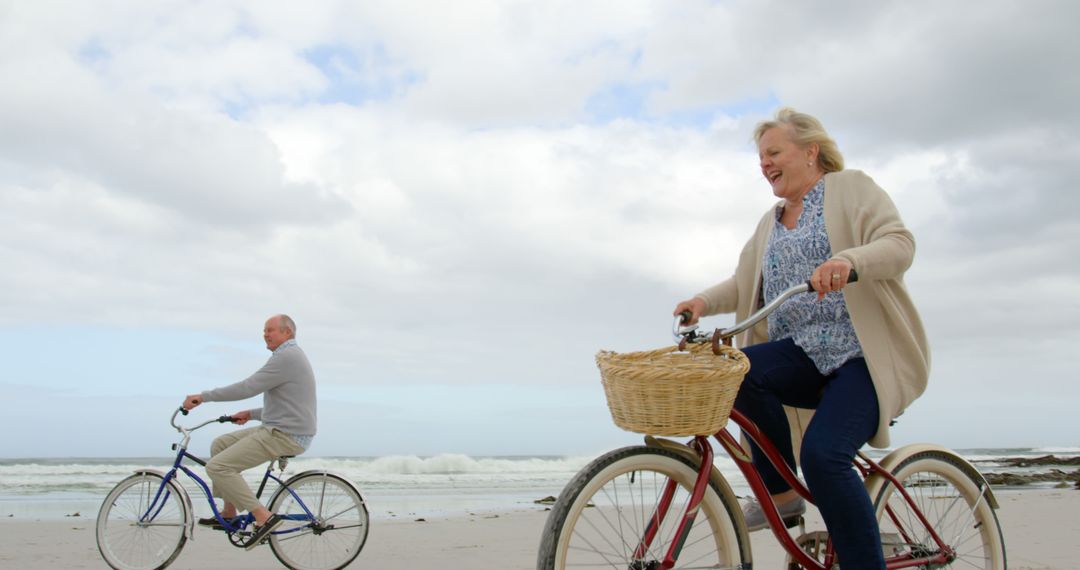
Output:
[96,472,188,570]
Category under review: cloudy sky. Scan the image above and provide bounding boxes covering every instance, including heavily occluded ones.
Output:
[2,0,1077,458]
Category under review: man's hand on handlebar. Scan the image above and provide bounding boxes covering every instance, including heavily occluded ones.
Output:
[181,396,250,425]
[672,297,706,326]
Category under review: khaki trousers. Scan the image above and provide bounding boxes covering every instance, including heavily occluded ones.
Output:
[206,426,304,513]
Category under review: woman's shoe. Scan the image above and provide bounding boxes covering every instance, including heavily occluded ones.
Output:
[742,496,806,532]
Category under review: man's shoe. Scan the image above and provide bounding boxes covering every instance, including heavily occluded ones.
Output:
[244,514,284,550]
[742,496,806,532]
[197,516,225,530]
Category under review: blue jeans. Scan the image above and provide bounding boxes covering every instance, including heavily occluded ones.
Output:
[735,338,884,570]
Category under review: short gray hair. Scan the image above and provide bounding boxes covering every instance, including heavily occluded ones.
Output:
[754,107,844,173]
[276,314,297,336]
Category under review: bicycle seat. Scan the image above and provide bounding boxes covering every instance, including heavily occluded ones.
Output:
[274,456,296,471]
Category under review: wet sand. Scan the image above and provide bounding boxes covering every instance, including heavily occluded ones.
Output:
[3,488,1076,569]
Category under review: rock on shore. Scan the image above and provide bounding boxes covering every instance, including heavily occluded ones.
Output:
[973,455,1080,487]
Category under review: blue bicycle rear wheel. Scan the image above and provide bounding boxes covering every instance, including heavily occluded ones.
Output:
[268,471,369,570]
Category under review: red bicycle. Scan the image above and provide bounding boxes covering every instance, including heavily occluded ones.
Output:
[537,277,1006,569]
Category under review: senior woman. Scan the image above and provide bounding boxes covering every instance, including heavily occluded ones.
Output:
[673,108,929,569]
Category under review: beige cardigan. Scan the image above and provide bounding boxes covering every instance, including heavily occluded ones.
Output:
[694,169,930,448]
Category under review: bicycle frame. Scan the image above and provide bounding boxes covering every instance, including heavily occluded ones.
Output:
[651,271,962,568]
[638,410,959,570]
[134,411,321,541]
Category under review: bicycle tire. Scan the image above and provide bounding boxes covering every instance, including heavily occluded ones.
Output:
[873,449,1006,570]
[537,445,747,570]
[96,472,188,570]
[268,471,370,570]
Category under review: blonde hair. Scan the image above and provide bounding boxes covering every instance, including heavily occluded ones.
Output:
[754,108,844,173]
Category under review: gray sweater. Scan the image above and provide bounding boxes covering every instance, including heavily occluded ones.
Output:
[201,340,317,437]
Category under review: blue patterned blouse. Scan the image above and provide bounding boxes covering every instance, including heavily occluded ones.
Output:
[762,178,863,374]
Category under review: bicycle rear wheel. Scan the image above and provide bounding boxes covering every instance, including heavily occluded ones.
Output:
[96,472,188,570]
[873,450,1006,570]
[537,446,746,570]
[268,472,369,570]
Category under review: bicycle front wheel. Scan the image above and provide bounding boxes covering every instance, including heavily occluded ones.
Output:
[873,450,1006,570]
[268,472,370,570]
[538,446,746,570]
[96,472,188,570]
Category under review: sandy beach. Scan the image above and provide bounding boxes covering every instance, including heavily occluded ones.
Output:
[2,488,1077,569]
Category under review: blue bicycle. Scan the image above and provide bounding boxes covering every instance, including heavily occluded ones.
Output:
[95,408,369,570]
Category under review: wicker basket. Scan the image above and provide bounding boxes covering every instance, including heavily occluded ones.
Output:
[597,342,749,437]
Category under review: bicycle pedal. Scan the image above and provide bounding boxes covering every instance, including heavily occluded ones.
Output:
[236,534,263,548]
[783,515,804,529]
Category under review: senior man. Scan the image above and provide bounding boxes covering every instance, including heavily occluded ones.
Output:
[182,314,317,549]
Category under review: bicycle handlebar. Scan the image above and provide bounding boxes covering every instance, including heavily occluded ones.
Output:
[171,407,238,433]
[674,269,859,345]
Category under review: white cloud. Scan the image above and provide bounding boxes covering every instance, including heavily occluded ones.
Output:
[1,0,1077,455]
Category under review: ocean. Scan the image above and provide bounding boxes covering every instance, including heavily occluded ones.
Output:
[2,447,1077,521]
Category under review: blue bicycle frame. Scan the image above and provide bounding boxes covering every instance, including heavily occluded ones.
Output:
[138,408,319,541]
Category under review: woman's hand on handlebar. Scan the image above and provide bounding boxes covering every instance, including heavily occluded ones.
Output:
[673,298,706,326]
[230,410,252,425]
[182,394,202,411]
[810,259,855,300]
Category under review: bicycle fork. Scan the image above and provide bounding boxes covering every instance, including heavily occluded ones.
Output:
[632,436,715,570]
[136,471,180,526]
